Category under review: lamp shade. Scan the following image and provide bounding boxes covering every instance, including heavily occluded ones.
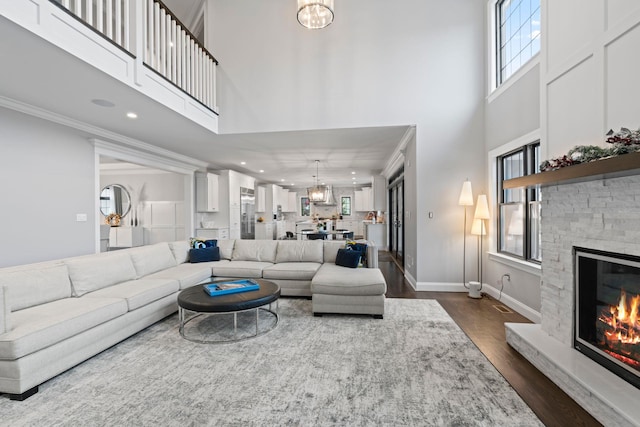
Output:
[297,0,334,29]
[470,218,487,236]
[458,180,473,206]
[474,194,490,220]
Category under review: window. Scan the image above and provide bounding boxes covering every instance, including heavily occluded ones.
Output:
[300,197,310,216]
[498,142,541,262]
[341,196,351,216]
[496,0,540,85]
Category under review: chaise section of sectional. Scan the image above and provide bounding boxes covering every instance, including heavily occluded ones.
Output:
[261,240,325,297]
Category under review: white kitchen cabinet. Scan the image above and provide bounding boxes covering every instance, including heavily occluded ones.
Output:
[284,191,297,212]
[275,220,286,239]
[196,172,219,212]
[255,222,274,240]
[256,186,266,212]
[109,226,144,248]
[196,228,229,240]
[355,188,373,211]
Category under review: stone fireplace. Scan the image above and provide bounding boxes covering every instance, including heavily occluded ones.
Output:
[505,172,640,426]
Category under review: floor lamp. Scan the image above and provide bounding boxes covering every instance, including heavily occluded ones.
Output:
[469,195,490,299]
[458,180,473,289]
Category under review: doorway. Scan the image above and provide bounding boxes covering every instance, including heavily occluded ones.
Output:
[388,169,404,268]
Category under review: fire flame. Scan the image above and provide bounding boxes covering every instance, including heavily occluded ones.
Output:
[600,289,640,345]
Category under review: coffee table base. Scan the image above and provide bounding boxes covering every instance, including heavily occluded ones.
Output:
[178,301,279,344]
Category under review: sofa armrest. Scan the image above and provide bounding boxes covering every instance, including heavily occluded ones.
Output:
[0,286,9,334]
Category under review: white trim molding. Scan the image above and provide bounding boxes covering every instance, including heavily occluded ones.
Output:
[381,125,415,179]
[414,282,468,293]
[481,283,541,323]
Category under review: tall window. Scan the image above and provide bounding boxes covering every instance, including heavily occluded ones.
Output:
[341,196,351,216]
[496,0,541,85]
[498,142,541,262]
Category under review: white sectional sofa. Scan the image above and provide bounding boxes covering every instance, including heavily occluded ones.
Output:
[0,239,386,400]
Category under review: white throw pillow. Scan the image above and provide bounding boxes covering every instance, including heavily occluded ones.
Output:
[232,240,278,263]
[66,253,137,296]
[168,240,191,264]
[217,240,235,260]
[129,243,177,277]
[0,264,72,312]
[276,240,323,263]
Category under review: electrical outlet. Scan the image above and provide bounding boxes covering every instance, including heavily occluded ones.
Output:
[76,213,87,222]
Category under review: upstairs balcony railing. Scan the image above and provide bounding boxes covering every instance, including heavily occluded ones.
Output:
[52,0,218,113]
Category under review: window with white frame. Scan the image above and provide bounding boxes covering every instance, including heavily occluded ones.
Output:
[497,142,541,262]
[495,0,541,86]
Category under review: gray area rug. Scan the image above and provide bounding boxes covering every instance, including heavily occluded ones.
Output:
[0,298,542,426]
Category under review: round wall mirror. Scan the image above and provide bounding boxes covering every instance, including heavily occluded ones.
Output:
[100,184,131,218]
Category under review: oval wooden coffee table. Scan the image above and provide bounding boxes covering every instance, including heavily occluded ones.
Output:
[177,279,280,343]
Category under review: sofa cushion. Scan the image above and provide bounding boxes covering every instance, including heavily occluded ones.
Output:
[146,263,215,289]
[65,253,137,297]
[232,240,278,263]
[129,243,177,278]
[82,278,179,311]
[0,264,72,312]
[211,261,272,279]
[335,249,362,268]
[217,240,235,260]
[323,241,346,264]
[275,241,323,263]
[0,297,128,360]
[1,286,9,334]
[311,264,387,296]
[189,247,220,263]
[168,240,191,264]
[262,262,321,281]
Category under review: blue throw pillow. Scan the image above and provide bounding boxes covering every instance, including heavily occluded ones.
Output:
[346,242,367,266]
[335,248,361,268]
[189,246,220,263]
[191,239,218,249]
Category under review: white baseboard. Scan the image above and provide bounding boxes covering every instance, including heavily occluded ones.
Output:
[415,282,467,292]
[481,284,541,323]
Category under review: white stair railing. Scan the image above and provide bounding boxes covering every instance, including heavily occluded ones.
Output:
[52,0,218,113]
[143,0,218,112]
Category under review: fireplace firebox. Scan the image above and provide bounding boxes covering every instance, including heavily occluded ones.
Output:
[575,247,640,389]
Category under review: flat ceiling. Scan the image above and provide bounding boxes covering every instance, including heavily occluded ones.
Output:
[0,9,409,188]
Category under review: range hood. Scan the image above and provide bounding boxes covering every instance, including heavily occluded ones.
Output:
[313,185,336,205]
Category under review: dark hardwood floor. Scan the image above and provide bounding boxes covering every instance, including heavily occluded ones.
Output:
[378,252,602,427]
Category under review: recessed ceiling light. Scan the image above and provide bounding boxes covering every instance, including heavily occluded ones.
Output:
[351,171,356,175]
[259,170,264,173]
[126,112,138,119]
[352,177,356,180]
[91,99,115,108]
[240,161,246,165]
[281,179,285,182]
[290,183,295,186]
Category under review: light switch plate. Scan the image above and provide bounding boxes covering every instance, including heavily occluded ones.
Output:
[76,214,87,222]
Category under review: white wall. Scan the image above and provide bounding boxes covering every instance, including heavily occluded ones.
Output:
[0,108,95,267]
[207,0,486,287]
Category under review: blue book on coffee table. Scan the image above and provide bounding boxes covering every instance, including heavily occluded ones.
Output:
[203,279,260,297]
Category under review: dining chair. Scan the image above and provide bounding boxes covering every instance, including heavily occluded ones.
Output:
[307,233,327,240]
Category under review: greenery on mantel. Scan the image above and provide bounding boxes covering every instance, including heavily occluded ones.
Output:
[540,127,640,172]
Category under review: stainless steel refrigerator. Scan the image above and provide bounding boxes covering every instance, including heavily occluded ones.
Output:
[240,187,255,239]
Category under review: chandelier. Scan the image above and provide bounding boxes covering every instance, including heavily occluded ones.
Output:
[307,160,328,203]
[297,0,334,30]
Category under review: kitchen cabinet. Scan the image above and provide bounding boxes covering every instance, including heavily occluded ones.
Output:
[364,223,386,249]
[255,222,274,240]
[256,186,266,212]
[196,172,219,212]
[284,191,297,212]
[196,228,229,240]
[355,187,373,211]
[109,226,144,248]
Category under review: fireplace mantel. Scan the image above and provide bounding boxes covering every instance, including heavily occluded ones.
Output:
[503,151,640,189]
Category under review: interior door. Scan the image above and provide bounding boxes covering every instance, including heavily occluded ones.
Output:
[388,178,404,266]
